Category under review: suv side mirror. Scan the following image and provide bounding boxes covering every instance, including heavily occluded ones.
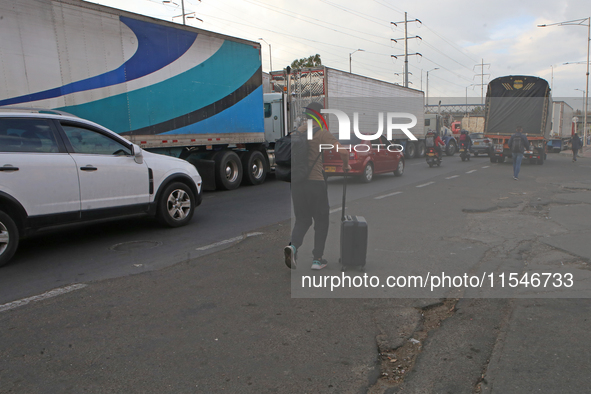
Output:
[132,144,143,164]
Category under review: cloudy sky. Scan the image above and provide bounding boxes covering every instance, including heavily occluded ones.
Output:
[87,0,590,108]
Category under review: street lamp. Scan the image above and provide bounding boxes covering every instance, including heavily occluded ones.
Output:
[538,18,590,146]
[349,49,364,73]
[258,38,272,72]
[426,68,439,106]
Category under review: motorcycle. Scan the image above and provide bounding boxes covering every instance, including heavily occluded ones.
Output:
[459,144,471,161]
[426,147,442,167]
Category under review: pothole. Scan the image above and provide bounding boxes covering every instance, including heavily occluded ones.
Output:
[369,299,458,392]
[110,241,162,252]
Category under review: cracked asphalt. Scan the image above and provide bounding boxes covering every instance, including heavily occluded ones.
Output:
[1,152,591,393]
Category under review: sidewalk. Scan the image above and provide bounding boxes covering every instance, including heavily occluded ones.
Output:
[559,146,591,158]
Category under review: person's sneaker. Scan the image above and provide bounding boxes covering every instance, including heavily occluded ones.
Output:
[513,177,518,180]
[311,259,328,270]
[284,245,297,269]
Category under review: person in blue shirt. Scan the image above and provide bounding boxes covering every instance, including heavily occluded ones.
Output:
[507,126,530,180]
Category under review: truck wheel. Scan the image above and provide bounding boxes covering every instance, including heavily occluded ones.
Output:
[446,141,456,156]
[157,182,196,227]
[241,150,267,185]
[404,143,416,159]
[214,151,243,190]
[361,162,373,183]
[416,141,426,158]
[537,154,544,165]
[490,157,497,163]
[474,152,479,157]
[394,159,404,176]
[0,210,19,267]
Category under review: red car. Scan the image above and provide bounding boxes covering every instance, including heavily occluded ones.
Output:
[323,135,404,182]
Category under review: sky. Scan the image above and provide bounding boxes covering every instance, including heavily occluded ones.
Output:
[86,0,591,110]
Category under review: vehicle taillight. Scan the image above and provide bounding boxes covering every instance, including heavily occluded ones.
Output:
[349,152,357,160]
[483,139,490,143]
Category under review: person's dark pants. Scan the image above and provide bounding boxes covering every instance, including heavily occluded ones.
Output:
[291,180,330,260]
[573,148,578,161]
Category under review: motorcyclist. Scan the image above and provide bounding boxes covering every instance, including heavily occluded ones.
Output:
[458,129,472,151]
[434,131,445,160]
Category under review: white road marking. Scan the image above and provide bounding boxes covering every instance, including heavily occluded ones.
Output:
[416,182,434,188]
[482,166,490,168]
[445,175,460,179]
[330,207,344,214]
[466,170,477,174]
[0,284,87,313]
[196,232,264,251]
[374,191,403,200]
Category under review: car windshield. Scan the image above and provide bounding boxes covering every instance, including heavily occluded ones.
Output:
[472,133,484,139]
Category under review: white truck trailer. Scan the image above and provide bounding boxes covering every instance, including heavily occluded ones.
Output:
[548,101,574,152]
[0,0,269,190]
[268,67,425,158]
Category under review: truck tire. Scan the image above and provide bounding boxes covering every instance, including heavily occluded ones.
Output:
[241,150,267,185]
[0,210,19,267]
[394,159,404,176]
[214,151,243,190]
[416,141,426,158]
[446,141,456,156]
[157,182,196,228]
[404,142,416,159]
[361,162,374,183]
[490,156,497,163]
[537,151,544,165]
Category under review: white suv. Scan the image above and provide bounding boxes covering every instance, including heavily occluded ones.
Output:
[0,110,202,267]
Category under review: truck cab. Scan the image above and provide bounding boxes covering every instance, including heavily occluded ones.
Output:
[263,93,286,145]
[424,114,457,156]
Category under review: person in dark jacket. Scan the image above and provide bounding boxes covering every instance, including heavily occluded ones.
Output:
[284,102,350,271]
[507,126,530,180]
[571,133,582,162]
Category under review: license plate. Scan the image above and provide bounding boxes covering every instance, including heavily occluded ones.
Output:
[325,166,336,172]
[474,142,480,145]
[427,153,435,156]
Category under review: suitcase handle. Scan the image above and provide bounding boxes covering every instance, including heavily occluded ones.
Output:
[341,169,348,221]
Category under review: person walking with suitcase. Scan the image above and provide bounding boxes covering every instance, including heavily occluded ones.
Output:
[284,102,350,270]
[508,126,530,180]
[572,133,582,162]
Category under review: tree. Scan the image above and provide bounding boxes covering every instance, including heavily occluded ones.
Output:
[290,54,322,70]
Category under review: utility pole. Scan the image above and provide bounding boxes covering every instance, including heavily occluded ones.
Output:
[473,59,490,104]
[391,13,421,88]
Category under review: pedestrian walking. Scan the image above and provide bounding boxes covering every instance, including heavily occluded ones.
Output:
[571,133,582,162]
[284,102,350,270]
[507,126,530,180]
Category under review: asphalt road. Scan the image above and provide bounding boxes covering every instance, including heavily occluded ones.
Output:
[1,152,591,393]
[1,154,491,304]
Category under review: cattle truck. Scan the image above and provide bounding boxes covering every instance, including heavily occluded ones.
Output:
[547,101,574,152]
[484,76,552,165]
[268,67,425,158]
[0,0,269,190]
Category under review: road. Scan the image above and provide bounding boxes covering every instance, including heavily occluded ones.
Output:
[1,152,591,393]
[2,154,488,304]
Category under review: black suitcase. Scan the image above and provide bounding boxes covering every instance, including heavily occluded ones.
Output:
[339,173,368,271]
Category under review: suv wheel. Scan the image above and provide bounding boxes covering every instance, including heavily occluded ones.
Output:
[157,182,196,227]
[0,211,19,267]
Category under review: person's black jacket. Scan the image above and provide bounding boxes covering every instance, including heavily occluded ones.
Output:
[572,134,582,150]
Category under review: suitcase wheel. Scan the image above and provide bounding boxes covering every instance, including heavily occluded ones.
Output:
[358,266,365,273]
[341,266,347,272]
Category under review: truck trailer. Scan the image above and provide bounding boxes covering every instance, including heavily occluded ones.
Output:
[484,76,552,165]
[268,67,425,158]
[547,101,574,153]
[0,0,267,190]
